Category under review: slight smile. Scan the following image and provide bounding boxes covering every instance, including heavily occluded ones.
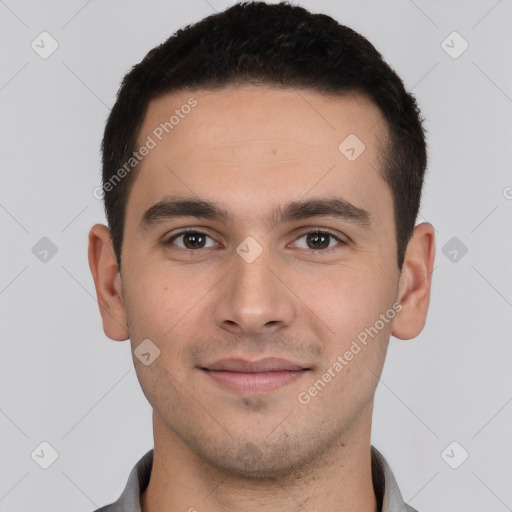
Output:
[200,357,311,394]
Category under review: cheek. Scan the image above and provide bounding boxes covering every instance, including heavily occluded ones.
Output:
[291,259,396,342]
[296,266,396,415]
[122,270,199,398]
[122,260,217,354]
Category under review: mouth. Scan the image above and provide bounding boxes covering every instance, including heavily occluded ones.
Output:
[200,357,311,394]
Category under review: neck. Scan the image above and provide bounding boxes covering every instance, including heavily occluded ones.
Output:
[141,405,378,512]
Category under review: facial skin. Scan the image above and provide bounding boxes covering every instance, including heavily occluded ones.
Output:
[88,85,435,512]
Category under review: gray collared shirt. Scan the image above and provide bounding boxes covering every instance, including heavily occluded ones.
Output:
[94,446,418,512]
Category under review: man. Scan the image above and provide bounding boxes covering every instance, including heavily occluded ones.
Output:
[88,2,435,511]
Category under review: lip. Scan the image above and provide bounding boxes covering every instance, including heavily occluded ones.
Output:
[203,357,307,372]
[200,357,310,394]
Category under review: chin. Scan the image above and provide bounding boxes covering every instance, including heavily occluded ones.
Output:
[191,434,328,482]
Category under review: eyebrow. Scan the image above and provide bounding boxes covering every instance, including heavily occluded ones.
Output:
[138,196,371,231]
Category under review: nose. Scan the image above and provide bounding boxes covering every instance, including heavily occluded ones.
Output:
[213,244,295,337]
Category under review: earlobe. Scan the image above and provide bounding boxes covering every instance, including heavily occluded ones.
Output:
[88,223,129,341]
[392,222,436,340]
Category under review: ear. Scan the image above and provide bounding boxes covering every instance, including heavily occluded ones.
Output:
[88,223,129,341]
[392,222,436,340]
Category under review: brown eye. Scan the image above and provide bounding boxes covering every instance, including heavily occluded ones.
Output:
[182,232,207,249]
[166,231,216,250]
[306,232,330,249]
[292,230,345,251]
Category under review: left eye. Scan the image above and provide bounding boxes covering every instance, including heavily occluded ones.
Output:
[291,230,344,250]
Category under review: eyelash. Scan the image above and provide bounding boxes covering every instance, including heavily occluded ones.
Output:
[163,228,347,253]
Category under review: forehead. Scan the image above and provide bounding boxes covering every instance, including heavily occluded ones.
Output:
[138,85,387,156]
[127,85,391,226]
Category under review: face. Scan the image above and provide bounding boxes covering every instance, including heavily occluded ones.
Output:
[89,85,434,479]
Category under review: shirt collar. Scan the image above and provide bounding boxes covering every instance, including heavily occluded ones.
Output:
[97,446,417,512]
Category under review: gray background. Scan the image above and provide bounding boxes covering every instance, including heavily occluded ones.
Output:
[1,0,511,510]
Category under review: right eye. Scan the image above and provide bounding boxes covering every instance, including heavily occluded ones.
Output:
[163,229,219,251]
